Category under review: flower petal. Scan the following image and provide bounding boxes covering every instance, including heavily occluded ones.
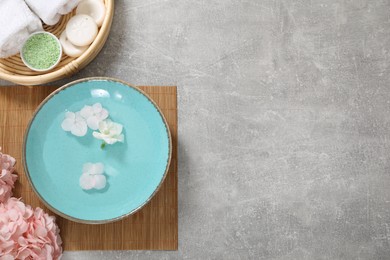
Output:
[93,175,106,190]
[117,134,124,143]
[87,116,100,130]
[1,254,15,260]
[111,122,123,135]
[79,173,94,190]
[61,118,74,131]
[99,108,109,120]
[92,103,102,113]
[65,111,75,119]
[82,163,93,174]
[103,137,117,145]
[92,131,104,140]
[98,120,109,132]
[75,111,85,121]
[71,121,88,137]
[79,105,93,119]
[93,163,104,175]
[35,225,48,237]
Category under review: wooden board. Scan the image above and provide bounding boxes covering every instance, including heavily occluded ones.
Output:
[0,85,178,250]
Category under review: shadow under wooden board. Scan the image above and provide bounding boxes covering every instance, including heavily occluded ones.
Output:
[0,85,178,250]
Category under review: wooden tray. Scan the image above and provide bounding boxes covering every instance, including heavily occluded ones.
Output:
[0,85,178,250]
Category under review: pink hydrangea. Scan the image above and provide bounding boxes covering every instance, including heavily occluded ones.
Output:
[0,198,62,259]
[0,152,17,203]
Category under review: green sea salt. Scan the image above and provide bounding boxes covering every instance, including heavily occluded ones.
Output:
[22,33,61,70]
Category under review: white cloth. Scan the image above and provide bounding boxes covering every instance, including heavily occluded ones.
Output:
[0,0,43,58]
[25,0,80,26]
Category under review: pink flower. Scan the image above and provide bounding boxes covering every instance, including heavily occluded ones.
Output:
[0,152,17,203]
[0,198,62,259]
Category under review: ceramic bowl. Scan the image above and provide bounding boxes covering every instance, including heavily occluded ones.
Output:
[23,77,171,224]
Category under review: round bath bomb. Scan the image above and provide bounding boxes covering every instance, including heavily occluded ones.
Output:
[66,14,98,47]
[76,0,106,27]
[60,31,88,57]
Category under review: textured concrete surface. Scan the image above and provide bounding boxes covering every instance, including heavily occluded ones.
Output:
[2,0,390,259]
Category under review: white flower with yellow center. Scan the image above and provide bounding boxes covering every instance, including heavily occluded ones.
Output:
[92,119,124,146]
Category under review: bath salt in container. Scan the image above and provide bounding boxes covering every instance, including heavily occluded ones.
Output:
[21,32,62,72]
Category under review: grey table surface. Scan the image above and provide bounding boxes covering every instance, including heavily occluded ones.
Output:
[2,0,390,259]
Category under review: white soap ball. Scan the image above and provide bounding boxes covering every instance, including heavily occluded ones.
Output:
[76,0,106,27]
[66,14,98,47]
[60,31,88,57]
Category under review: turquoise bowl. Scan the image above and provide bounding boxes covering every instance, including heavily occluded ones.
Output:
[23,78,171,224]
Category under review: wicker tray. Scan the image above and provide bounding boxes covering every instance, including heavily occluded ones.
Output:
[0,0,114,86]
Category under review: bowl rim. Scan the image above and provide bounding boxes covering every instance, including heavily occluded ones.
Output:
[22,77,173,224]
[20,31,63,72]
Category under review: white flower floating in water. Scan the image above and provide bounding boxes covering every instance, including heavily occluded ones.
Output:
[61,102,125,148]
[93,119,124,146]
[80,103,109,130]
[61,112,88,137]
[79,162,107,190]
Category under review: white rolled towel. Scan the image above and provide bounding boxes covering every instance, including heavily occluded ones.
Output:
[25,0,80,26]
[0,0,43,58]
